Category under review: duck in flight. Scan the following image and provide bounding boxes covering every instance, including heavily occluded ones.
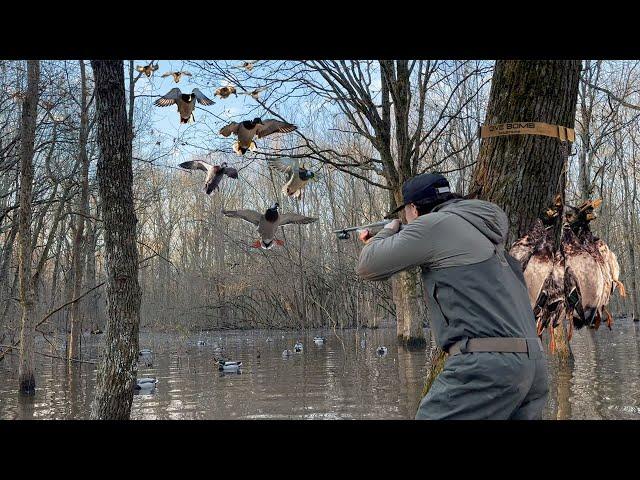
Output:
[178,160,238,195]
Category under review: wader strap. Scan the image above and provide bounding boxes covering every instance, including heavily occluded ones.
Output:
[447,337,543,356]
[479,122,576,142]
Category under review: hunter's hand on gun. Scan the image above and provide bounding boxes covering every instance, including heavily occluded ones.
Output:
[358,219,401,244]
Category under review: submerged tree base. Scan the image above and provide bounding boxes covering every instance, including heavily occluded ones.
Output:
[19,375,35,395]
[403,336,427,350]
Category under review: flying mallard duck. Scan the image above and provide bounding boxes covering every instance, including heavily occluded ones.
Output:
[154,88,215,124]
[214,86,237,99]
[178,160,238,195]
[219,118,297,155]
[222,202,318,249]
[267,157,316,199]
[136,63,159,77]
[239,87,267,100]
[236,60,258,71]
[161,71,192,83]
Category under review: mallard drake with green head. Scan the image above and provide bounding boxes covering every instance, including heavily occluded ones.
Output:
[267,157,316,199]
[219,118,297,155]
[222,202,317,249]
[178,160,238,195]
[154,88,215,124]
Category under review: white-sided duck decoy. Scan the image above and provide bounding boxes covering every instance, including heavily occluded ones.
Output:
[136,63,159,77]
[197,340,206,346]
[178,160,238,195]
[239,87,267,100]
[90,328,103,335]
[154,88,215,124]
[218,360,242,371]
[376,346,388,356]
[267,157,316,199]
[313,336,326,345]
[219,118,297,155]
[138,349,153,367]
[294,342,303,353]
[135,378,158,391]
[214,86,237,99]
[266,337,273,343]
[282,349,292,358]
[161,71,192,83]
[222,202,318,250]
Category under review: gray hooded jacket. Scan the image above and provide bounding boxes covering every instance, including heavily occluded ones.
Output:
[356,198,537,351]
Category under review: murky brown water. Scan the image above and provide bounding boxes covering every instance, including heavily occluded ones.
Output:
[1,320,639,419]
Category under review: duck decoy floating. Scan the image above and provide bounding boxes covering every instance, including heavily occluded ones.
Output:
[376,346,388,356]
[90,328,103,335]
[313,336,326,345]
[197,340,206,346]
[138,349,153,367]
[135,378,158,391]
[294,342,303,353]
[218,360,242,371]
[282,349,293,358]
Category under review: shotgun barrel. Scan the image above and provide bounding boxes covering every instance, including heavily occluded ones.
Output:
[333,220,401,240]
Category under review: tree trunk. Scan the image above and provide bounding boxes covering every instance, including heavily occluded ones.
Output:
[68,60,91,361]
[17,60,40,394]
[400,269,426,348]
[471,60,581,246]
[90,60,141,420]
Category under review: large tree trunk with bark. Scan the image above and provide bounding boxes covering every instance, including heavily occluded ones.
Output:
[90,60,141,420]
[421,60,582,410]
[17,60,40,394]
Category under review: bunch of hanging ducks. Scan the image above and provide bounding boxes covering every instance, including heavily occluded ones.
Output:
[509,195,626,352]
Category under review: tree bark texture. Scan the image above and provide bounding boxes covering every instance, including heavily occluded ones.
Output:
[89,60,141,420]
[17,60,40,394]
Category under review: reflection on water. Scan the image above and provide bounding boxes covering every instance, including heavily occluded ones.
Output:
[1,319,640,419]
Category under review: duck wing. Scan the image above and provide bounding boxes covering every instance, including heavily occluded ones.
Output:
[255,120,297,138]
[191,88,214,106]
[267,157,298,174]
[222,209,262,226]
[277,213,318,226]
[220,122,240,137]
[222,166,238,179]
[161,72,174,78]
[178,160,213,175]
[154,88,182,107]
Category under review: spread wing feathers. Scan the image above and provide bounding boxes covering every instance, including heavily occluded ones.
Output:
[222,209,262,226]
[220,122,240,137]
[223,166,238,178]
[192,88,215,106]
[161,72,173,78]
[154,88,182,107]
[278,213,318,226]
[255,120,297,138]
[178,160,212,174]
[267,157,298,173]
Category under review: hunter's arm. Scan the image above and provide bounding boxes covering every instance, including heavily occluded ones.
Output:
[356,216,439,281]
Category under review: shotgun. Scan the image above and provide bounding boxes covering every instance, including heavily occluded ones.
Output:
[333,220,402,240]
